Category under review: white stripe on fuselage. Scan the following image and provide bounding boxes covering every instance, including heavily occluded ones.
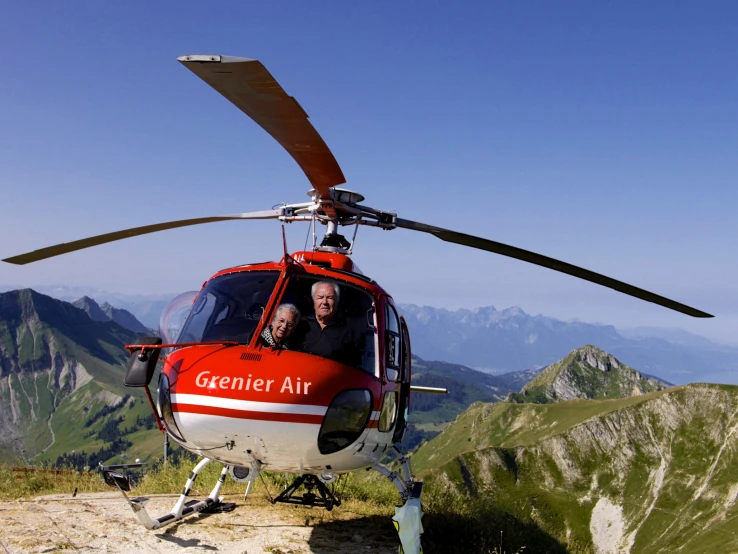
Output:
[171,393,328,416]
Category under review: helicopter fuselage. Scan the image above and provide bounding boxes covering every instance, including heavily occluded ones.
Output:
[155,251,411,474]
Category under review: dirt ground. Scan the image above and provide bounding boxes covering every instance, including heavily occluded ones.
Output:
[0,492,400,553]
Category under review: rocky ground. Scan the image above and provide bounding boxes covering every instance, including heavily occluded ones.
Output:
[0,492,400,553]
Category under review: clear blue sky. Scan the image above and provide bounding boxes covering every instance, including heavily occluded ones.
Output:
[1,2,736,343]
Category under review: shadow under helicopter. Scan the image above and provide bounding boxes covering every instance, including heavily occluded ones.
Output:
[420,509,569,554]
[147,499,568,553]
[304,511,568,554]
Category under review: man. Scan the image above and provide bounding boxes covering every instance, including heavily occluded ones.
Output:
[260,303,300,349]
[299,281,361,366]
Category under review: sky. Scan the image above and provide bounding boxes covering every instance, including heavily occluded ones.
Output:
[1,2,737,344]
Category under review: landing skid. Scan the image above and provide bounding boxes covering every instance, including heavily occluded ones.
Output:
[374,446,425,554]
[104,457,233,530]
[103,447,423,553]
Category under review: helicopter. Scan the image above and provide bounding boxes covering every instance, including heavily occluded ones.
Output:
[3,54,713,554]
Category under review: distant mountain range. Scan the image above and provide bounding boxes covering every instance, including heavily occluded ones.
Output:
[0,285,176,329]
[72,296,150,333]
[399,304,738,385]
[2,285,736,385]
[616,325,721,347]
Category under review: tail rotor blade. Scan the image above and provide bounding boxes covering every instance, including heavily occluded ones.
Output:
[395,218,712,318]
[3,210,280,265]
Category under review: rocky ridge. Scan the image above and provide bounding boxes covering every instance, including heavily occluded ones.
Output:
[73,295,150,333]
[0,289,144,462]
[508,345,667,403]
[413,383,738,553]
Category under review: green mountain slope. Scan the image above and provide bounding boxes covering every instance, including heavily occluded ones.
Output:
[0,289,163,466]
[410,357,513,423]
[413,384,738,553]
[508,344,667,404]
[404,356,541,449]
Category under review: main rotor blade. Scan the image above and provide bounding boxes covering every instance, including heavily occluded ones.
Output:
[395,218,713,318]
[178,55,345,199]
[3,210,280,265]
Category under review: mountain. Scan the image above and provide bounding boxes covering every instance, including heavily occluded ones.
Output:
[72,296,109,322]
[617,325,720,348]
[72,296,150,334]
[413,383,738,553]
[508,345,667,404]
[0,289,161,465]
[403,356,541,449]
[101,301,150,333]
[399,304,738,385]
[0,285,177,329]
[71,296,149,333]
[5,287,734,384]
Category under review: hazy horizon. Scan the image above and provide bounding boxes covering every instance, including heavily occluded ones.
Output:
[3,281,736,348]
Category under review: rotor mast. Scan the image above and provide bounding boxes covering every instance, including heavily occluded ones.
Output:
[291,187,397,255]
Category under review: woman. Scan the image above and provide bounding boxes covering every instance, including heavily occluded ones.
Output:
[260,303,300,349]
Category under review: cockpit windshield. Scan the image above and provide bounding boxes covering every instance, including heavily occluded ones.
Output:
[277,275,377,375]
[174,269,377,376]
[177,271,280,344]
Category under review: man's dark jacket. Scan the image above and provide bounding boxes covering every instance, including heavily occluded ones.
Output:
[298,315,361,367]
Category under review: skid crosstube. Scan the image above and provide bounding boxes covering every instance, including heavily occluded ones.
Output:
[270,474,341,511]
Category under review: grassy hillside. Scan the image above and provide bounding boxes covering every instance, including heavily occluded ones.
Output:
[41,387,164,466]
[404,356,539,449]
[412,389,667,474]
[413,384,738,553]
[0,289,162,466]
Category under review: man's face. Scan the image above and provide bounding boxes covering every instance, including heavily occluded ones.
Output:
[313,283,337,322]
[273,309,297,341]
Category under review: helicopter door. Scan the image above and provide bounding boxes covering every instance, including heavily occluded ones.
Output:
[379,303,402,434]
[384,304,402,382]
[392,315,411,444]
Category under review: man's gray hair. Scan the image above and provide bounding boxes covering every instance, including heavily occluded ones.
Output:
[311,281,340,305]
[272,303,301,325]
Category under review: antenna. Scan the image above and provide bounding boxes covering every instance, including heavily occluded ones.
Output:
[281,224,289,259]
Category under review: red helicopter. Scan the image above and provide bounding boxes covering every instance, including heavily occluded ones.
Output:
[3,55,712,553]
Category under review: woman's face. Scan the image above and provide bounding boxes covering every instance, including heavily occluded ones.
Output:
[272,309,297,342]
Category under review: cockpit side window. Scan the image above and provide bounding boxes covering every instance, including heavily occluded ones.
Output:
[279,275,377,375]
[177,271,280,344]
[385,304,401,382]
[177,292,216,343]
